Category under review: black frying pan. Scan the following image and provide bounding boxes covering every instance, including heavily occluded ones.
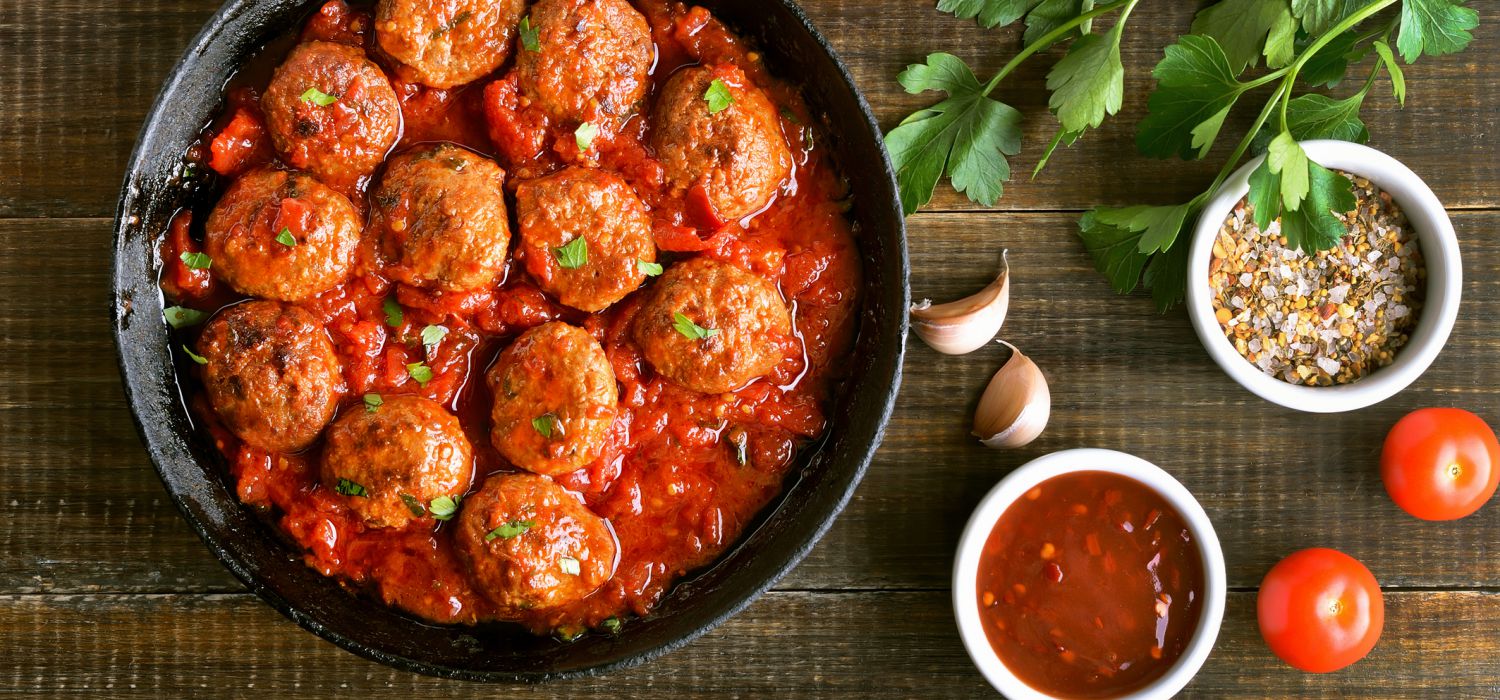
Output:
[112,0,908,681]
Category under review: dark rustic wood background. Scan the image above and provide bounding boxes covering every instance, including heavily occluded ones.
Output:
[2,0,1497,697]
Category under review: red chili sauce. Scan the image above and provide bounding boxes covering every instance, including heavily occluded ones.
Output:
[975,471,1204,698]
[159,0,859,638]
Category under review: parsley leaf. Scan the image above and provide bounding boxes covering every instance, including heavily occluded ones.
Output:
[1142,234,1192,311]
[574,122,598,150]
[559,556,581,576]
[182,344,209,365]
[1046,26,1125,134]
[519,16,540,52]
[421,324,448,349]
[637,259,663,276]
[400,493,426,517]
[1298,30,1361,88]
[1285,93,1370,143]
[363,393,383,413]
[1191,0,1297,72]
[275,228,296,247]
[1097,203,1195,255]
[1266,131,1311,211]
[1372,40,1407,106]
[553,237,588,269]
[485,519,535,542]
[383,296,403,328]
[428,495,460,521]
[1078,204,1196,311]
[299,87,338,106]
[335,478,368,497]
[1246,137,1357,251]
[1291,0,1365,36]
[885,53,1022,215]
[1137,35,1246,159]
[1025,0,1089,48]
[406,361,433,386]
[672,312,719,340]
[937,0,1040,28]
[164,306,208,329]
[1077,210,1150,294]
[704,78,735,114]
[179,251,212,270]
[532,413,557,438]
[1396,0,1478,63]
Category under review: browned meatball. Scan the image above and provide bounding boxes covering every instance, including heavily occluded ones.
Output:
[515,0,653,125]
[514,167,656,312]
[632,257,793,393]
[487,322,618,476]
[374,0,526,89]
[320,394,473,528]
[369,144,511,292]
[204,169,361,302]
[196,301,342,452]
[651,64,793,222]
[454,473,616,613]
[262,41,401,190]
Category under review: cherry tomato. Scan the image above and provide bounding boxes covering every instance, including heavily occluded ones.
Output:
[1381,407,1500,521]
[1257,548,1383,673]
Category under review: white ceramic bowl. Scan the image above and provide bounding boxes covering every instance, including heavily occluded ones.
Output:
[1185,140,1461,413]
[953,448,1227,700]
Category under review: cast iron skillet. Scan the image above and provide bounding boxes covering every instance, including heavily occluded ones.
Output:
[112,0,907,681]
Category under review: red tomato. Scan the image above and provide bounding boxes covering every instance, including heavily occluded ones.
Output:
[1257,548,1384,673]
[1381,407,1500,521]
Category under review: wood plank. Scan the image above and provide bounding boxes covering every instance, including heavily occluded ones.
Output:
[0,590,1495,697]
[0,1,1497,216]
[4,214,1498,595]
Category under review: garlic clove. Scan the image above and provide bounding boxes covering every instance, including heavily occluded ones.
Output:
[910,250,1010,355]
[973,341,1050,449]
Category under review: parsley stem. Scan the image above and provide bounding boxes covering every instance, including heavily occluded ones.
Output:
[980,0,1135,96]
[1274,0,1398,132]
[1200,81,1292,206]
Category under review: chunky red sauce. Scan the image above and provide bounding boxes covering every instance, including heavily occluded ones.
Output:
[976,472,1204,698]
[161,0,859,637]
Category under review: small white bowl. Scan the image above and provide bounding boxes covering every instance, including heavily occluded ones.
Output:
[953,448,1227,700]
[1185,140,1461,413]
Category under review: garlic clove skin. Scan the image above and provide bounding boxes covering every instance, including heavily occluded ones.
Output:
[910,250,1010,355]
[973,341,1050,449]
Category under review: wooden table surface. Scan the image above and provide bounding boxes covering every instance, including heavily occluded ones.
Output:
[3,1,1497,697]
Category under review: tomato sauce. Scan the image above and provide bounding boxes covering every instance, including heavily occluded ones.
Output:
[161,0,860,637]
[976,472,1204,698]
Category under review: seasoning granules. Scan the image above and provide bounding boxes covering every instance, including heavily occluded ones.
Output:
[1209,173,1426,386]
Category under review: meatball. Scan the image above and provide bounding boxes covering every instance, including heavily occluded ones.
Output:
[262,41,401,190]
[454,473,616,613]
[515,0,653,125]
[651,64,793,222]
[487,322,618,476]
[369,144,511,292]
[632,257,793,393]
[514,167,656,312]
[374,0,526,89]
[196,301,342,452]
[204,169,361,302]
[320,394,473,528]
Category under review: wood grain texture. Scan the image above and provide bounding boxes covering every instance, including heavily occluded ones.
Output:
[0,591,1496,698]
[1,0,1499,695]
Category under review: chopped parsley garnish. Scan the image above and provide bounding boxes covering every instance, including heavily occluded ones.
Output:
[164,306,208,329]
[672,312,719,340]
[600,617,622,634]
[363,393,383,413]
[182,344,208,365]
[335,478,368,497]
[406,362,433,386]
[519,15,540,52]
[532,413,558,438]
[421,324,448,349]
[299,87,337,106]
[559,556,581,576]
[179,251,212,270]
[553,236,588,269]
[637,259,663,277]
[275,228,296,247]
[574,121,598,151]
[383,296,403,328]
[485,519,535,542]
[428,495,460,521]
[704,78,735,114]
[400,493,426,517]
